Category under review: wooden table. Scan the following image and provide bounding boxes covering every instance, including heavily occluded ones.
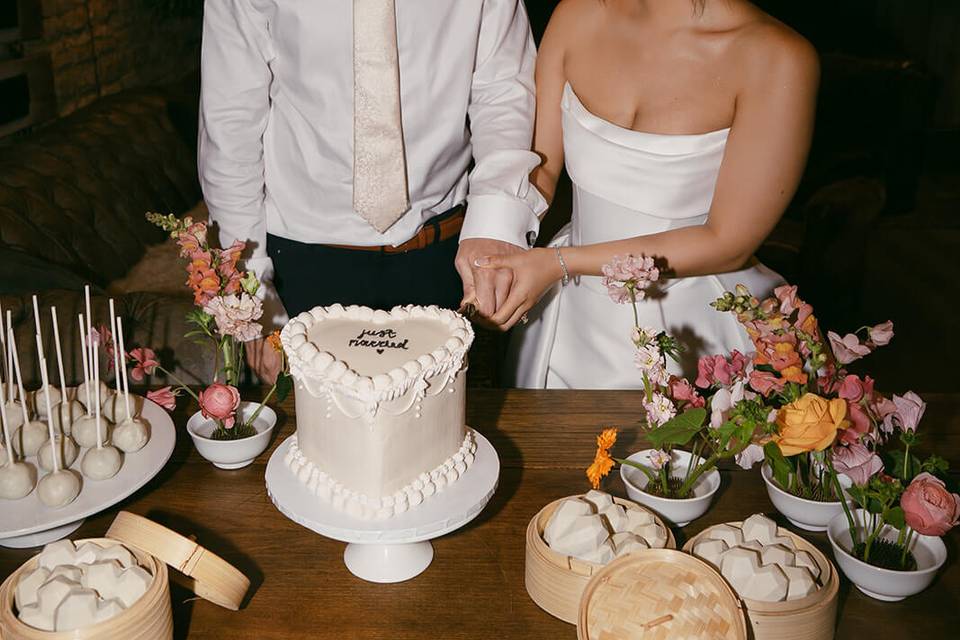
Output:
[2,390,958,638]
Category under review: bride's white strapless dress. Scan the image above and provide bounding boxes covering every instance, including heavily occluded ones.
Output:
[506,83,784,389]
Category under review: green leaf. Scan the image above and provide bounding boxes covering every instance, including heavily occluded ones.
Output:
[764,441,792,489]
[715,420,738,449]
[921,455,950,476]
[884,506,906,531]
[646,408,706,449]
[275,372,293,402]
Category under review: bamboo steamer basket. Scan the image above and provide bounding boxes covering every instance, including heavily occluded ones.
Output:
[578,550,748,640]
[683,522,839,640]
[0,511,250,640]
[525,494,677,624]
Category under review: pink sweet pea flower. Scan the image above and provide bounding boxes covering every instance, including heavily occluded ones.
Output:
[871,394,899,434]
[128,347,160,382]
[728,350,750,378]
[840,402,872,445]
[827,331,872,365]
[774,284,800,315]
[901,473,960,536]
[867,320,894,347]
[146,386,177,411]
[891,391,926,432]
[198,383,241,429]
[735,443,766,470]
[838,375,867,403]
[696,354,735,388]
[668,376,705,409]
[832,443,884,486]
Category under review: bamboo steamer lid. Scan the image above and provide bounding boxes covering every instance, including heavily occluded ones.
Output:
[577,549,748,640]
[106,511,249,611]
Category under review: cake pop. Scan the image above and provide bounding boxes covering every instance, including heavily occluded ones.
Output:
[0,366,35,500]
[36,353,80,508]
[81,341,122,481]
[8,328,47,456]
[111,317,149,453]
[38,434,79,471]
[72,316,108,449]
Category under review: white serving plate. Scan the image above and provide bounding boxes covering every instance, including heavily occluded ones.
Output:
[0,398,176,547]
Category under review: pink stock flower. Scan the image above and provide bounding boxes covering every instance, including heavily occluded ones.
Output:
[748,369,786,396]
[867,321,894,347]
[643,392,676,427]
[198,383,241,429]
[891,391,926,433]
[735,443,766,470]
[832,443,884,486]
[827,331,872,365]
[601,254,659,304]
[901,473,960,536]
[204,294,264,342]
[146,386,177,411]
[128,348,159,382]
[668,376,705,409]
[648,450,671,471]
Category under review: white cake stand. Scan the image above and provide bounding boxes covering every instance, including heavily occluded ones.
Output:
[265,428,499,583]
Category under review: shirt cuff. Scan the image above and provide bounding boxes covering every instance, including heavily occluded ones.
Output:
[461,193,542,248]
[245,256,289,336]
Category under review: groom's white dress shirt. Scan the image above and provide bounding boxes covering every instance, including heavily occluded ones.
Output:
[199,0,547,328]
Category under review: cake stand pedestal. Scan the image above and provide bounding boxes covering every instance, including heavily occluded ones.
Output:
[265,428,499,583]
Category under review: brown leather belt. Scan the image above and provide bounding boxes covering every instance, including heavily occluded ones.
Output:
[326,205,465,254]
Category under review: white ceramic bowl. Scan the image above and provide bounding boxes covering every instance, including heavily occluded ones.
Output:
[761,464,850,532]
[187,402,277,470]
[827,509,947,601]
[620,449,720,527]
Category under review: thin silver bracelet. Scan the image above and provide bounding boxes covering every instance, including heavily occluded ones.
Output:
[555,247,570,286]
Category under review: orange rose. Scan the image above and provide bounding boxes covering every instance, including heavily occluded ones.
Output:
[774,393,849,456]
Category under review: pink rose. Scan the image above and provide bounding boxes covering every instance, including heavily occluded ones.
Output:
[198,383,241,429]
[827,331,872,365]
[146,386,177,411]
[748,369,786,396]
[891,391,926,433]
[668,376,705,409]
[838,375,866,403]
[868,321,894,347]
[128,347,160,382]
[901,473,960,536]
[832,443,884,486]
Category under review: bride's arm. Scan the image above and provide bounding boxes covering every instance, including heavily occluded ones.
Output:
[529,1,573,206]
[563,30,820,278]
[478,26,819,330]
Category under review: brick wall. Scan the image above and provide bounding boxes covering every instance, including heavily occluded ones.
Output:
[20,0,200,117]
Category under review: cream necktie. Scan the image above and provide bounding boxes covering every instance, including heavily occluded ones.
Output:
[353,0,410,233]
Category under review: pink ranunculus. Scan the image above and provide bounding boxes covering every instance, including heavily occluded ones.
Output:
[840,402,872,445]
[774,284,801,315]
[868,320,894,347]
[832,443,884,486]
[146,386,177,411]
[891,391,926,433]
[748,369,786,396]
[827,331,872,365]
[735,443,766,470]
[128,347,159,382]
[901,473,960,536]
[198,383,241,429]
[668,376,705,409]
[838,374,866,403]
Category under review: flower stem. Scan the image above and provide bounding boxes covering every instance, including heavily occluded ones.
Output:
[827,457,857,546]
[614,457,657,482]
[155,366,201,403]
[679,452,719,497]
[243,382,278,429]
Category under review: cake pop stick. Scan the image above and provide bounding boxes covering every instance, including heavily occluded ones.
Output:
[0,297,6,378]
[78,314,91,413]
[51,308,68,399]
[7,310,14,404]
[9,328,47,456]
[31,295,61,417]
[38,350,59,473]
[94,341,103,451]
[35,339,78,471]
[31,295,43,357]
[117,317,131,422]
[48,307,82,437]
[0,365,35,500]
[81,340,122,480]
[104,299,122,421]
[37,352,80,508]
[112,317,148,453]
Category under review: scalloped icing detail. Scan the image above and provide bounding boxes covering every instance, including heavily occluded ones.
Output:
[284,430,478,520]
[281,305,474,419]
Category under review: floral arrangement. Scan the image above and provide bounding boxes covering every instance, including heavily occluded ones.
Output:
[135,212,291,440]
[587,255,755,499]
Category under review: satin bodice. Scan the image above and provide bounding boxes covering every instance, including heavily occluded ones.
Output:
[561,82,730,246]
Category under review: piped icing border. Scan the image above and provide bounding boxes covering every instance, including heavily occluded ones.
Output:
[284,429,478,520]
[280,305,474,418]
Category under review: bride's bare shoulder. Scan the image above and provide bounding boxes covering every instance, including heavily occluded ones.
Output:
[727,11,820,87]
[542,0,604,42]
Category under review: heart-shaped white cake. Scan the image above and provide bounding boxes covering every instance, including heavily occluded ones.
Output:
[280,305,476,520]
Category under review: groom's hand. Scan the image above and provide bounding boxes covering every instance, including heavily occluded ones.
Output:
[455,238,522,319]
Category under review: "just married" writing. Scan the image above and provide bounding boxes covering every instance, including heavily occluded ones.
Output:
[348,328,409,354]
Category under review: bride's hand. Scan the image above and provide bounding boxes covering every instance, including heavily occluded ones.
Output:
[475,248,564,330]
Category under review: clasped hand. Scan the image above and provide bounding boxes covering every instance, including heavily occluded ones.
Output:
[456,239,562,331]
